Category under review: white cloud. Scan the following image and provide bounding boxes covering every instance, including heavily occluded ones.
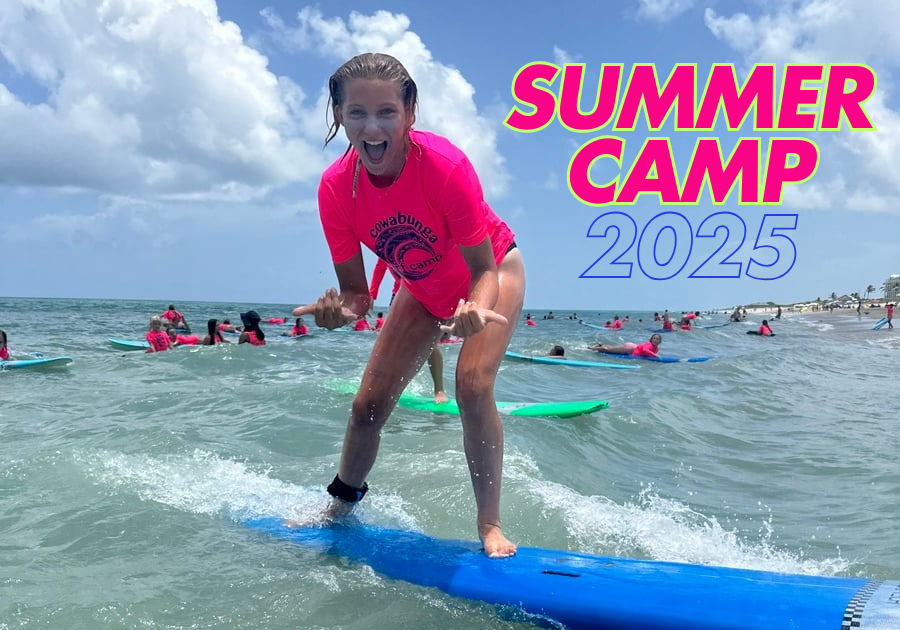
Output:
[553,46,580,66]
[705,0,900,215]
[544,171,559,190]
[636,0,699,23]
[0,0,325,199]
[262,8,511,199]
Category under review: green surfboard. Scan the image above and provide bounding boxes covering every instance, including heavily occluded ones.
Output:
[397,394,608,418]
[327,379,607,418]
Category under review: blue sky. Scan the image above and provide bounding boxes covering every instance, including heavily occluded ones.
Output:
[2,0,898,311]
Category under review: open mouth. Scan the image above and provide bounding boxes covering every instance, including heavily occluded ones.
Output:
[363,140,387,161]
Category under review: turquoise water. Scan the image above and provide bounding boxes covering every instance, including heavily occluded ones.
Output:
[1,297,898,628]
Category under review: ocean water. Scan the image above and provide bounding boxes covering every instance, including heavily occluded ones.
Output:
[1,296,898,629]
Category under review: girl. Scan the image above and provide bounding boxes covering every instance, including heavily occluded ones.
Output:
[0,329,9,361]
[146,316,172,352]
[590,333,663,358]
[202,319,229,345]
[293,53,525,558]
[238,311,266,346]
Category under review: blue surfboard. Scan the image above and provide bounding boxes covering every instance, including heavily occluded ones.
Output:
[504,350,640,370]
[242,517,899,630]
[872,317,889,330]
[595,350,712,363]
[0,356,72,370]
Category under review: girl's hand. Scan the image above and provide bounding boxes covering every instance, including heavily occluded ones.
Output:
[293,288,358,330]
[440,299,508,338]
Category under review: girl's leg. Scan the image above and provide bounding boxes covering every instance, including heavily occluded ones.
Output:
[334,287,442,499]
[427,344,448,403]
[455,249,525,557]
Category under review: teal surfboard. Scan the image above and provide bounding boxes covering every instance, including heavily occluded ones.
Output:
[872,317,889,330]
[0,356,72,370]
[242,516,900,630]
[398,393,608,418]
[108,338,151,350]
[504,350,640,370]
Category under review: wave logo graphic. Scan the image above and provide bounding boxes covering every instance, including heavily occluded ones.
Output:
[375,225,443,281]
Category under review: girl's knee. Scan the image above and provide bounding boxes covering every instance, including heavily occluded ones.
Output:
[455,366,495,403]
[350,394,390,430]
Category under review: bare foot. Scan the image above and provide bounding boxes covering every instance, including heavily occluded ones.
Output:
[284,498,355,528]
[434,390,449,404]
[479,523,517,558]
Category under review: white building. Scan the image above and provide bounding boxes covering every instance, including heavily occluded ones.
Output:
[884,274,900,301]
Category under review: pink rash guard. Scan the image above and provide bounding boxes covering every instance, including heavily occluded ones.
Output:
[319,130,515,319]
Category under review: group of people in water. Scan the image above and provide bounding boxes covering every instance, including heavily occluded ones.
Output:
[145,307,310,353]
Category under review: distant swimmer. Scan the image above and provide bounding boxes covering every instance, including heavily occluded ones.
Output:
[238,310,266,346]
[166,326,199,346]
[202,319,229,345]
[526,314,537,327]
[353,317,373,331]
[548,344,565,357]
[161,304,190,332]
[589,333,662,358]
[290,317,309,337]
[146,316,173,353]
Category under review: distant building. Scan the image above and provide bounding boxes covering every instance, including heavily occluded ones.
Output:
[885,274,900,301]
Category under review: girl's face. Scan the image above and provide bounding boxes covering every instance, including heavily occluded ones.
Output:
[650,334,662,346]
[335,78,414,183]
[150,320,161,330]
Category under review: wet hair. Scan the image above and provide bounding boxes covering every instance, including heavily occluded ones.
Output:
[549,345,565,357]
[324,52,419,147]
[207,319,219,345]
[0,329,6,344]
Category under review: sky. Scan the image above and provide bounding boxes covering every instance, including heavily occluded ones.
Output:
[1,0,898,311]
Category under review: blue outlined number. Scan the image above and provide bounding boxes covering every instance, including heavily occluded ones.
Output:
[746,214,798,280]
[581,212,797,281]
[689,212,747,278]
[637,212,693,280]
[580,211,636,278]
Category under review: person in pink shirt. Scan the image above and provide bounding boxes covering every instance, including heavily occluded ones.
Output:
[373,312,385,331]
[352,317,373,331]
[146,316,172,353]
[758,320,774,336]
[290,317,309,337]
[525,314,537,326]
[202,319,229,345]
[589,333,662,357]
[238,310,266,346]
[0,329,9,361]
[292,53,524,559]
[887,303,894,329]
[166,326,199,346]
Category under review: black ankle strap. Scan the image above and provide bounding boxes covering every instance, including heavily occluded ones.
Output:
[327,474,368,503]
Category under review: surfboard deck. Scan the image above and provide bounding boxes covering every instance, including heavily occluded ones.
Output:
[398,393,608,418]
[108,338,151,350]
[0,356,72,370]
[504,350,640,370]
[242,517,899,630]
[326,380,608,418]
[595,350,712,363]
[872,317,889,330]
